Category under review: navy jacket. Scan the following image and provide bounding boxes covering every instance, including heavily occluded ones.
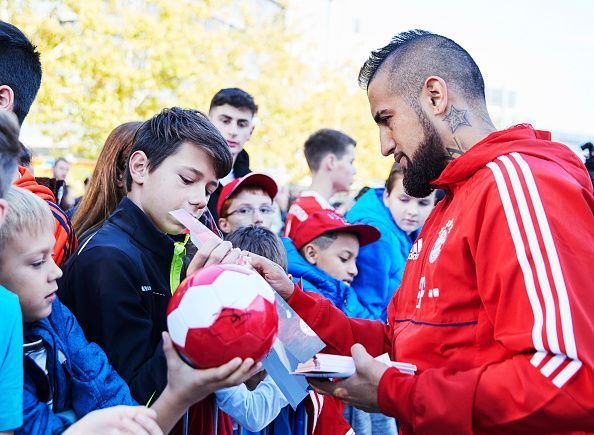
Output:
[21,299,135,434]
[346,188,418,321]
[58,197,175,404]
[282,238,373,319]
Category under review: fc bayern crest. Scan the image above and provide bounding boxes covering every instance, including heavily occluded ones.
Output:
[429,219,454,264]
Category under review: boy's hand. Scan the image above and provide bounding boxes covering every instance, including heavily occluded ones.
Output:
[187,239,242,276]
[64,406,162,435]
[244,252,295,300]
[162,331,261,408]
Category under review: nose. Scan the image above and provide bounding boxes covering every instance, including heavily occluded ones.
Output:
[228,122,238,137]
[379,127,395,157]
[188,187,208,211]
[252,209,264,225]
[50,258,63,281]
[406,204,419,217]
[348,261,358,278]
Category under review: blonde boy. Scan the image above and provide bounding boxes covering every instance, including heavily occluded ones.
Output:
[0,187,257,435]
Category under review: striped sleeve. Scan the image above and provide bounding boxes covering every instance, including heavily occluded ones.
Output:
[474,152,594,430]
[376,153,594,434]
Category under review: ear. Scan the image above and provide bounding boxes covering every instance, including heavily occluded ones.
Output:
[323,153,336,172]
[0,85,15,114]
[0,198,7,227]
[382,189,390,207]
[422,76,448,117]
[128,150,149,187]
[218,217,232,234]
[302,243,319,265]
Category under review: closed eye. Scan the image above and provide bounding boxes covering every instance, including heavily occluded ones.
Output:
[179,175,193,185]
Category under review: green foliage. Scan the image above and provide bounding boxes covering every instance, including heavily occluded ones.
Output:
[4,0,392,185]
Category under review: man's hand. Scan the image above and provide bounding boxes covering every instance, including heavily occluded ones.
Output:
[187,239,242,276]
[64,406,162,435]
[161,331,261,408]
[307,344,388,413]
[244,252,295,300]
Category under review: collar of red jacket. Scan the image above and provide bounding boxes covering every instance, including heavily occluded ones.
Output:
[432,124,589,190]
[14,166,56,202]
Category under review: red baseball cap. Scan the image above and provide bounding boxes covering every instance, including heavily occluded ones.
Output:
[217,172,278,217]
[292,210,380,250]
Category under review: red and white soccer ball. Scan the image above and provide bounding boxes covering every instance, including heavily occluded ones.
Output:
[166,263,279,368]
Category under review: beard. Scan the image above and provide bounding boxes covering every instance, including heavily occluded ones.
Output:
[401,109,449,198]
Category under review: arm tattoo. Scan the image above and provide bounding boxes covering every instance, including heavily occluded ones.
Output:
[443,105,471,134]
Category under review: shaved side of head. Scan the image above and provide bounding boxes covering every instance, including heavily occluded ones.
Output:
[359,30,486,109]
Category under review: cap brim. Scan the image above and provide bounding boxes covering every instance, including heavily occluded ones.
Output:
[217,173,278,216]
[334,223,381,247]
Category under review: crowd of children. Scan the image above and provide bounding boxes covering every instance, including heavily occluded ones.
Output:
[0,20,439,435]
[3,17,592,435]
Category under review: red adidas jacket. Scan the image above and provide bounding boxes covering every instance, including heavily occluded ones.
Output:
[287,125,594,434]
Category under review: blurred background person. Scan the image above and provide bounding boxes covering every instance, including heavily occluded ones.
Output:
[71,121,141,240]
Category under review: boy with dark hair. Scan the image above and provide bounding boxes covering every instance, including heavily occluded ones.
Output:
[225,225,287,271]
[0,20,77,267]
[59,107,256,433]
[0,187,257,434]
[207,87,258,221]
[0,21,42,124]
[284,129,357,239]
[217,172,278,235]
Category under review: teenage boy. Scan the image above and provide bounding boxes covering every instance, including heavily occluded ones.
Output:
[58,108,254,432]
[284,129,357,239]
[0,20,77,266]
[0,187,258,434]
[217,172,278,235]
[207,87,258,221]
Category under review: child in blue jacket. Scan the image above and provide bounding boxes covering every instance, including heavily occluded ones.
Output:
[284,210,380,320]
[0,187,259,434]
[346,163,435,322]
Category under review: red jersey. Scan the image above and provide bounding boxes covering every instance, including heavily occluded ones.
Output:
[284,191,334,240]
[287,125,594,433]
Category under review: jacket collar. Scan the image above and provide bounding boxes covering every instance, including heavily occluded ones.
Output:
[108,197,175,258]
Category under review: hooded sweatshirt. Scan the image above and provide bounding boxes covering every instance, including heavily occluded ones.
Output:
[13,166,78,267]
[285,125,594,434]
[346,188,419,321]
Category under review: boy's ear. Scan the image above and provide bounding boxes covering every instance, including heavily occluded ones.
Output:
[128,151,149,186]
[382,189,390,207]
[320,153,335,173]
[0,85,15,113]
[218,217,232,234]
[302,243,319,265]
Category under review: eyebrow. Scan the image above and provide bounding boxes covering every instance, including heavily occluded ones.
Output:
[219,114,250,123]
[373,110,388,124]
